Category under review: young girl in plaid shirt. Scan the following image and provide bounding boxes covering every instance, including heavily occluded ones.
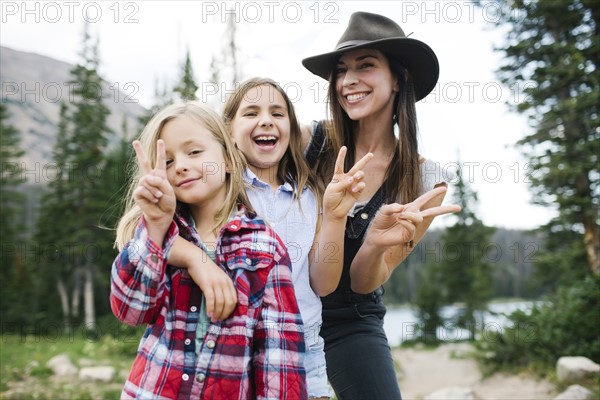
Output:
[111,102,307,399]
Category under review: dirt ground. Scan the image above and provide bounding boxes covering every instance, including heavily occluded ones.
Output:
[393,343,557,400]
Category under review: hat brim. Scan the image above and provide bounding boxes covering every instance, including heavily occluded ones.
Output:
[302,37,439,102]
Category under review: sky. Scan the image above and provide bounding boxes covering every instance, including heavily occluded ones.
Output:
[0,0,557,230]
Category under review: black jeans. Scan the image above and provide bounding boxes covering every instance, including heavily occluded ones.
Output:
[321,300,402,400]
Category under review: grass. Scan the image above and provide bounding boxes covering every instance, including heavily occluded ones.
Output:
[1,324,144,399]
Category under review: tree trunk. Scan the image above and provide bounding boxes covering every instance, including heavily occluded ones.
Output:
[83,266,95,329]
[582,218,600,274]
[57,278,70,327]
[71,269,81,319]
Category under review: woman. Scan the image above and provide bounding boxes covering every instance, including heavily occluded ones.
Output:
[302,12,460,399]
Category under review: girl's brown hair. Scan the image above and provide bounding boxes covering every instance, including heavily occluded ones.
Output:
[223,77,323,207]
[314,52,422,204]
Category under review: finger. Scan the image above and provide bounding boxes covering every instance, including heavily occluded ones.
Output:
[223,281,237,319]
[211,288,225,322]
[133,141,152,175]
[134,186,161,204]
[203,289,215,321]
[408,186,448,210]
[351,181,366,194]
[397,211,424,225]
[333,146,348,176]
[139,175,165,199]
[155,139,167,172]
[347,152,373,176]
[420,204,462,219]
[377,203,406,216]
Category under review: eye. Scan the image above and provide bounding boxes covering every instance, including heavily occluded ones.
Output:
[242,111,257,117]
[272,112,285,118]
[335,66,347,75]
[165,159,173,168]
[189,149,203,156]
[359,62,374,69]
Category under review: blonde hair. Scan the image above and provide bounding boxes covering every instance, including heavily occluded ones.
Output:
[115,101,253,250]
[223,77,323,208]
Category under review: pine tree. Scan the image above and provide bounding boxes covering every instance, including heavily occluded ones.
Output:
[138,77,172,129]
[0,103,28,327]
[438,163,495,338]
[34,23,112,329]
[173,49,199,101]
[0,103,24,243]
[489,0,599,275]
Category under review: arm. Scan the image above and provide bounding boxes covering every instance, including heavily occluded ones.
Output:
[350,185,461,293]
[310,147,372,296]
[168,237,237,321]
[110,140,177,325]
[110,218,177,325]
[254,245,308,400]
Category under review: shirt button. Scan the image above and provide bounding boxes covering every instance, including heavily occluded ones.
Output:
[182,373,189,381]
[184,338,191,345]
[360,212,369,220]
[245,258,252,265]
[229,224,238,230]
[206,340,216,349]
[190,306,198,312]
[196,373,206,382]
[150,254,159,263]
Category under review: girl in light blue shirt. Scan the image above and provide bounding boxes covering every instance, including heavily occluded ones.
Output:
[221,77,372,399]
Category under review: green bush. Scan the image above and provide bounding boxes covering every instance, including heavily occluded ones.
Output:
[478,274,600,372]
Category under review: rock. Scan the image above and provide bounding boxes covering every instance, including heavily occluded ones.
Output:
[556,356,600,382]
[77,357,95,367]
[46,354,77,376]
[78,366,116,382]
[425,386,477,400]
[554,384,595,400]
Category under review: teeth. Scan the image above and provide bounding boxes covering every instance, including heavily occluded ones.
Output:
[255,135,277,141]
[347,93,367,101]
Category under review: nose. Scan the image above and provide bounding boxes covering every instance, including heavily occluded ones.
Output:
[259,113,273,128]
[342,69,358,87]
[174,159,189,174]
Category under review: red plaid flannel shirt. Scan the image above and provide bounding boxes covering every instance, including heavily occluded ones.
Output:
[110,206,307,399]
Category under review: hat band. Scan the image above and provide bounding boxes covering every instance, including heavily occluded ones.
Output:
[335,40,372,51]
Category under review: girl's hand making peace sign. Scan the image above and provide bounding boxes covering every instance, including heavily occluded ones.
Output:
[323,146,373,221]
[132,139,176,244]
[134,140,238,321]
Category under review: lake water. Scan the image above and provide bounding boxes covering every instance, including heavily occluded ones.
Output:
[383,301,538,347]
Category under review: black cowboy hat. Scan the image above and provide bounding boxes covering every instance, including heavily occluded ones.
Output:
[302,12,439,101]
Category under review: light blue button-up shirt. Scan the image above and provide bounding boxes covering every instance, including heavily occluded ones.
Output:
[243,168,322,328]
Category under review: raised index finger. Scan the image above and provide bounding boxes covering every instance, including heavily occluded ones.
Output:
[132,140,152,175]
[347,152,373,176]
[155,139,167,172]
[408,185,448,210]
[334,146,348,175]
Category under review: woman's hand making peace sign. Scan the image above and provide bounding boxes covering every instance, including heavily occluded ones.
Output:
[323,146,373,221]
[364,186,461,249]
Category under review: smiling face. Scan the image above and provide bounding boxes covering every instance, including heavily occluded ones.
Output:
[335,48,399,123]
[160,115,228,208]
[230,84,291,183]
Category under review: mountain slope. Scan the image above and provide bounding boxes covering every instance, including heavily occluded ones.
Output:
[0,46,147,171]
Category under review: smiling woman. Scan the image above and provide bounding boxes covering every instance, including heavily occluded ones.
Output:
[301,11,461,399]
